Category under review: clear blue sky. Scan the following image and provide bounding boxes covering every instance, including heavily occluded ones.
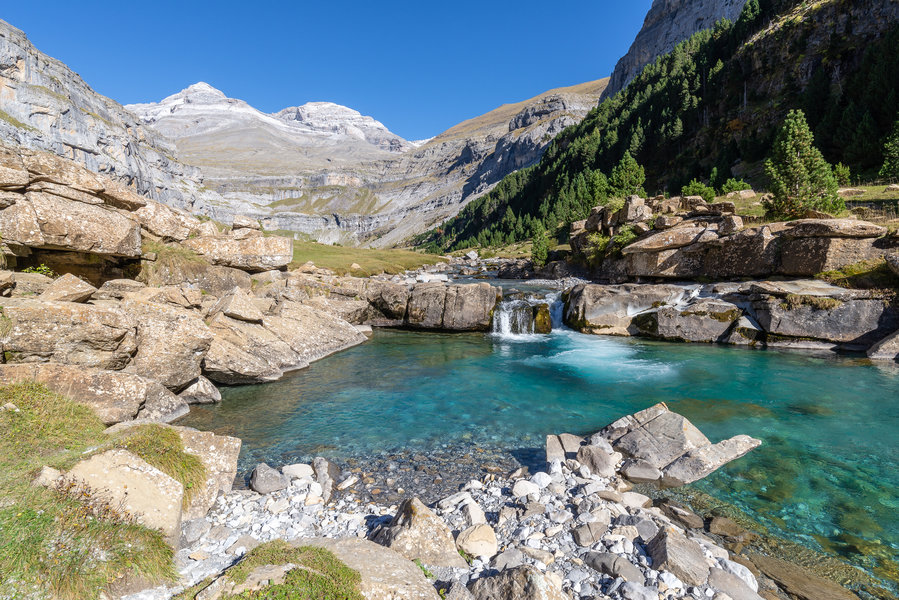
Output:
[3,1,652,140]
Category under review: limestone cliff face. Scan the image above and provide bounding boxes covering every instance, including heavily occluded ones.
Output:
[602,0,747,99]
[0,19,224,217]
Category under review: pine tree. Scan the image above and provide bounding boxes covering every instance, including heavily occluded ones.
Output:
[609,152,647,197]
[764,109,843,218]
[879,119,899,179]
[531,222,549,267]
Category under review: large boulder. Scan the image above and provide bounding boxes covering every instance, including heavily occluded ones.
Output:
[0,363,188,424]
[468,565,569,600]
[0,297,136,369]
[0,192,141,257]
[598,403,761,488]
[265,301,367,364]
[120,300,213,391]
[209,287,264,323]
[565,283,693,336]
[177,426,240,519]
[781,218,886,238]
[0,143,30,189]
[178,376,222,404]
[365,280,411,322]
[406,283,499,331]
[64,449,184,543]
[183,235,293,272]
[779,236,884,275]
[372,497,468,568]
[303,538,441,600]
[133,200,200,242]
[37,273,97,302]
[140,254,253,296]
[202,313,302,385]
[621,226,716,254]
[703,226,781,279]
[751,295,898,347]
[887,251,899,277]
[868,330,899,362]
[653,299,743,343]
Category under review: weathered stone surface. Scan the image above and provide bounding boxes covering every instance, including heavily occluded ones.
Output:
[779,236,883,275]
[267,301,367,364]
[662,435,762,486]
[747,553,857,600]
[140,255,253,296]
[545,435,565,463]
[372,497,468,568]
[92,278,147,300]
[703,226,781,279]
[249,463,289,494]
[9,271,52,295]
[615,409,710,468]
[585,551,644,583]
[313,456,341,504]
[867,329,899,361]
[37,273,97,302]
[468,565,569,600]
[134,200,198,241]
[575,444,619,477]
[25,192,141,256]
[406,282,498,331]
[177,426,241,520]
[887,251,899,277]
[232,215,260,230]
[0,143,29,189]
[0,363,188,424]
[120,300,213,391]
[622,226,713,254]
[365,280,412,322]
[456,524,498,558]
[708,567,764,600]
[210,287,264,323]
[619,459,662,484]
[752,296,898,345]
[647,527,710,586]
[282,463,314,480]
[565,283,693,336]
[719,214,743,235]
[65,449,183,542]
[183,235,293,272]
[303,537,441,600]
[178,376,222,404]
[782,218,886,238]
[572,521,609,547]
[657,500,704,529]
[655,299,742,343]
[0,297,136,369]
[202,313,301,384]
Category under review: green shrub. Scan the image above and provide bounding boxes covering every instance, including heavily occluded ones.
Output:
[22,264,56,278]
[720,178,752,195]
[681,179,716,203]
[833,162,852,186]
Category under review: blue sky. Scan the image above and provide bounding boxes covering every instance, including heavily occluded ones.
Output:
[3,1,652,140]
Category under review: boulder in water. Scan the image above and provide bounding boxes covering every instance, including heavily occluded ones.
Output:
[533,303,552,334]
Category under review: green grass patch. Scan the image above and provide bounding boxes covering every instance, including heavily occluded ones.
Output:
[816,258,899,296]
[290,241,441,276]
[106,425,206,509]
[0,109,36,131]
[176,539,363,600]
[780,294,843,311]
[0,383,176,600]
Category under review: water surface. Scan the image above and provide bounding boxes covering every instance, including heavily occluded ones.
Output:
[181,324,899,587]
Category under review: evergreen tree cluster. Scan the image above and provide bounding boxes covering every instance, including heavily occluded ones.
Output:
[415,0,899,253]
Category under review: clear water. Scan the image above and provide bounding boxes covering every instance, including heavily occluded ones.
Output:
[180,315,899,587]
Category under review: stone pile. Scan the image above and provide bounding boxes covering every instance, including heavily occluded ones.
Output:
[121,407,798,600]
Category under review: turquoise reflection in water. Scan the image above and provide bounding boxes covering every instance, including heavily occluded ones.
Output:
[179,327,899,584]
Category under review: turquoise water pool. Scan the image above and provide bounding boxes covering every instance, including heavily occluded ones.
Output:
[179,324,899,587]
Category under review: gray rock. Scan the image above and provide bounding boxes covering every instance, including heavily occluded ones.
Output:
[565,283,692,336]
[867,329,899,362]
[646,527,710,586]
[616,515,659,541]
[492,548,526,571]
[657,500,704,529]
[661,435,762,487]
[371,497,468,568]
[179,376,222,404]
[545,434,565,463]
[887,251,899,277]
[614,407,710,468]
[585,551,645,583]
[654,299,742,343]
[708,567,764,600]
[620,582,658,600]
[576,444,618,477]
[37,273,97,303]
[619,458,662,483]
[313,456,341,503]
[282,463,314,480]
[444,582,476,600]
[249,463,289,494]
[572,521,608,547]
[181,518,212,546]
[468,565,568,600]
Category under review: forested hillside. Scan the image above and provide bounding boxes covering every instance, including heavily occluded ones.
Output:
[417,0,899,252]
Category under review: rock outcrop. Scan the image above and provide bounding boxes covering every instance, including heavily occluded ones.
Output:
[372,497,469,568]
[602,0,748,99]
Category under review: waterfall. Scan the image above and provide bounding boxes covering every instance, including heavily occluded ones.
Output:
[492,299,535,336]
[492,290,565,337]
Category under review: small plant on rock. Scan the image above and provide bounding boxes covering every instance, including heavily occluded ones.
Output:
[681,179,716,203]
[21,263,56,278]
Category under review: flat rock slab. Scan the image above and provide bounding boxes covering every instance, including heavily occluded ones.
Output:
[183,235,293,272]
[38,273,97,302]
[746,554,858,600]
[647,527,710,586]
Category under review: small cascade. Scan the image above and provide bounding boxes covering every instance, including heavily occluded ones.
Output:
[492,290,565,337]
[492,299,535,335]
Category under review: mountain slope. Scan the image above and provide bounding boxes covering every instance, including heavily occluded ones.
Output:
[603,0,748,99]
[132,79,608,246]
[0,19,221,216]
[419,0,899,252]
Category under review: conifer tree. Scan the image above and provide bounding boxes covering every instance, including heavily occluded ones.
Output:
[531,222,549,267]
[609,152,646,198]
[879,119,899,179]
[764,109,843,218]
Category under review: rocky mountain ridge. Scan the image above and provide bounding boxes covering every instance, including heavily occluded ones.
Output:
[602,0,748,99]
